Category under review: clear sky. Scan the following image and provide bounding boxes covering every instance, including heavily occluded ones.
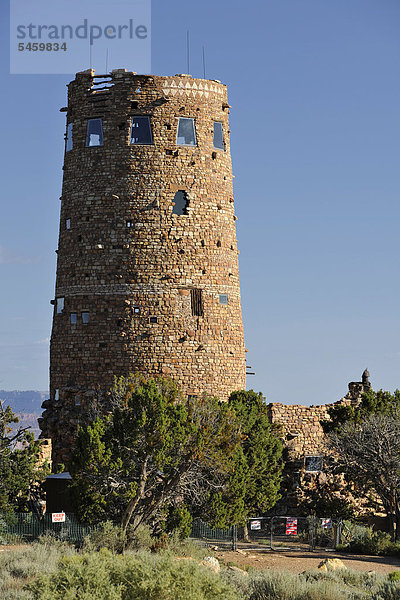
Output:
[0,0,399,405]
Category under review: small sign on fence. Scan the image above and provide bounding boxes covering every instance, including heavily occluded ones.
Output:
[52,512,66,523]
[286,517,297,535]
[250,520,261,530]
[321,518,332,529]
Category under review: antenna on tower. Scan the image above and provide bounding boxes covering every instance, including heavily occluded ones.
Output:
[202,46,206,79]
[89,43,92,69]
[186,30,190,74]
[106,48,109,73]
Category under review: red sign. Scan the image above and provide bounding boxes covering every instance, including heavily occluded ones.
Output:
[52,512,66,523]
[286,518,297,535]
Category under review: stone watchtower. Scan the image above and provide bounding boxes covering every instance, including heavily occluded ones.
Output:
[39,69,246,465]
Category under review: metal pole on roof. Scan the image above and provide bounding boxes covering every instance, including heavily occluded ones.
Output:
[202,46,206,79]
[187,30,190,74]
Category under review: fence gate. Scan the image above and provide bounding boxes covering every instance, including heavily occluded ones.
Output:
[190,518,237,549]
[247,516,338,551]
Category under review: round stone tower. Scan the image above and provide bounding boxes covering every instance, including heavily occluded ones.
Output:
[40,68,246,465]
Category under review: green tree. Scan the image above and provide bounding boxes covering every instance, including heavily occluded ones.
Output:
[329,410,400,540]
[70,377,241,530]
[322,389,400,540]
[323,389,400,433]
[207,390,283,533]
[0,401,47,513]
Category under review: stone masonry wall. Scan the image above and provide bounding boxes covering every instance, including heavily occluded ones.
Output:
[267,377,371,514]
[40,69,246,465]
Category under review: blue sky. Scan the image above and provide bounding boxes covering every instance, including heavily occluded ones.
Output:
[0,0,399,405]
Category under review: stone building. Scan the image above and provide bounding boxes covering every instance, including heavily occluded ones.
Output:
[39,69,246,465]
[268,370,372,514]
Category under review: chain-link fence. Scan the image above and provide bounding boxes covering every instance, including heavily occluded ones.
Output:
[0,513,93,544]
[190,518,237,550]
[246,516,340,551]
[0,513,341,551]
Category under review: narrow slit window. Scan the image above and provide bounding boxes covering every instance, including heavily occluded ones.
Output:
[191,289,204,316]
[213,121,225,150]
[177,117,197,146]
[133,307,140,314]
[66,123,73,152]
[66,218,71,230]
[54,389,59,401]
[82,312,89,324]
[219,294,228,305]
[172,190,189,215]
[70,313,77,325]
[86,118,103,147]
[74,396,81,406]
[56,297,64,314]
[130,116,153,145]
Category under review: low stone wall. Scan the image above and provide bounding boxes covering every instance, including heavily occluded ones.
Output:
[267,377,371,514]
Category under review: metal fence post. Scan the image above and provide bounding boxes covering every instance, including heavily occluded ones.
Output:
[232,524,237,551]
[270,516,274,550]
[335,519,342,549]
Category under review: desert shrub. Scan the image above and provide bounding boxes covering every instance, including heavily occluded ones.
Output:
[126,523,154,551]
[83,522,126,553]
[0,542,72,600]
[340,527,400,556]
[388,571,400,582]
[239,570,368,600]
[28,550,240,600]
[83,522,156,553]
[161,531,209,560]
[36,530,76,550]
[371,580,400,600]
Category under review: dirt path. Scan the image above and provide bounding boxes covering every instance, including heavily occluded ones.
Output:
[215,548,400,575]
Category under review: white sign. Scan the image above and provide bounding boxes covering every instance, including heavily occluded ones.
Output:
[321,518,333,529]
[250,520,261,530]
[52,512,66,523]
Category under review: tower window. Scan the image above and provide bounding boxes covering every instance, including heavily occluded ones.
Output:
[86,118,104,147]
[66,218,71,230]
[191,289,204,317]
[219,294,228,305]
[74,396,81,407]
[56,297,64,314]
[213,121,225,150]
[130,116,153,145]
[54,389,59,401]
[82,312,89,324]
[172,190,189,216]
[70,313,77,325]
[126,221,134,228]
[177,118,197,146]
[133,307,140,314]
[66,123,73,152]
[149,316,158,323]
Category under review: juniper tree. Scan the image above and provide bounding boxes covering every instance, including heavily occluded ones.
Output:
[69,377,241,530]
[0,401,46,513]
